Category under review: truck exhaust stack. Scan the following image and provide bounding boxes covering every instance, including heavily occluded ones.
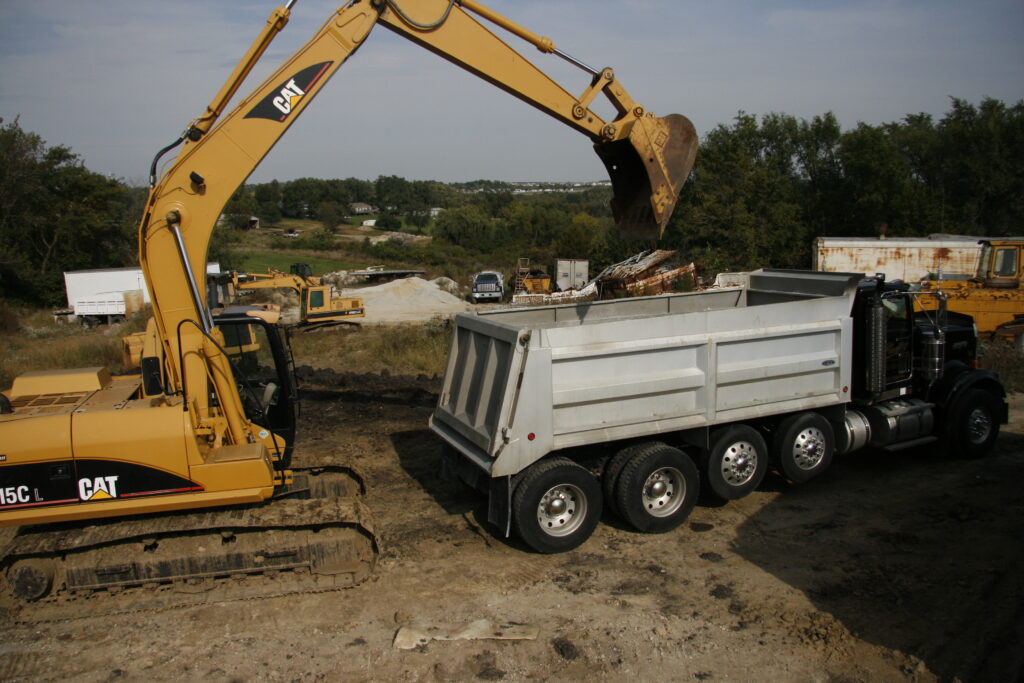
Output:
[596,113,698,240]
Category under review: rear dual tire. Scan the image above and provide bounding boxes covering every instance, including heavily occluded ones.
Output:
[612,443,699,533]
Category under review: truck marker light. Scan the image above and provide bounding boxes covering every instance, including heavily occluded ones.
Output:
[528,433,536,441]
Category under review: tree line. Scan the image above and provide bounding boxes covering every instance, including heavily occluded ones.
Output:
[1,97,1020,306]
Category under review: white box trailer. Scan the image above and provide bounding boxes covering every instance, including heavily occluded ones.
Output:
[430,269,1007,553]
[61,263,220,325]
[555,258,588,291]
[814,235,985,282]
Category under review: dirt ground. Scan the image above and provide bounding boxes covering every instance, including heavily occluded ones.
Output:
[1,373,1022,683]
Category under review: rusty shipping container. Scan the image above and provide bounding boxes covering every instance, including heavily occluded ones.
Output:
[814,235,985,282]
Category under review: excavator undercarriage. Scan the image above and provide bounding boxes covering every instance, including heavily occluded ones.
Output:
[2,465,377,612]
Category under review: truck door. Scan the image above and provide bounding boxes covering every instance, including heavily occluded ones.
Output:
[882,293,914,384]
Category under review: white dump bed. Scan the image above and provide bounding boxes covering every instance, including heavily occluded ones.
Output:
[430,269,863,478]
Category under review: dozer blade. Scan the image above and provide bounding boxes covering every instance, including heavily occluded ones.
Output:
[595,113,698,240]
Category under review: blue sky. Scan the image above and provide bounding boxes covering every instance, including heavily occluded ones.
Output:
[0,0,1020,185]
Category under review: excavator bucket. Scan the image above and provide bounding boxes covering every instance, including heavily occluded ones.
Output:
[595,113,698,240]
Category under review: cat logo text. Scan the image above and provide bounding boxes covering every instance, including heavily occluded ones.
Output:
[245,61,332,123]
[79,476,119,501]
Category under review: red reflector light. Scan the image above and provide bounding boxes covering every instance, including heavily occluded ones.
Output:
[527,433,535,441]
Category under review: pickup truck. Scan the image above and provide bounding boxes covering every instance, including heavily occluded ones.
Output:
[430,269,1007,553]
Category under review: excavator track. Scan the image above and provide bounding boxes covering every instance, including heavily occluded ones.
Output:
[1,467,379,622]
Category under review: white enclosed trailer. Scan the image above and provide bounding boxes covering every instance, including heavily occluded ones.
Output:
[430,269,1006,552]
[814,235,985,281]
[61,264,220,326]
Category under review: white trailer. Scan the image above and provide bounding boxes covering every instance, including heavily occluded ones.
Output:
[61,264,220,326]
[431,269,1006,552]
[555,258,588,291]
[814,235,985,281]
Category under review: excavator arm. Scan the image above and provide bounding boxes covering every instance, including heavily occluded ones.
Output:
[139,0,696,447]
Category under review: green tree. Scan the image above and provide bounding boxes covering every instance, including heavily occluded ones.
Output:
[254,180,282,225]
[432,204,494,251]
[555,212,601,257]
[0,118,136,305]
[221,186,259,230]
[318,201,342,232]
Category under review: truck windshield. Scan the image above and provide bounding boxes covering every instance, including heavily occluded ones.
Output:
[477,273,499,282]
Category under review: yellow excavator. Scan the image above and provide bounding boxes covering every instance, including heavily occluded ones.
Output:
[230,267,365,330]
[0,0,697,602]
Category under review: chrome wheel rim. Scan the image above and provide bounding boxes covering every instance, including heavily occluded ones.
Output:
[790,426,826,470]
[537,484,587,537]
[642,466,686,518]
[966,407,993,445]
[721,441,758,486]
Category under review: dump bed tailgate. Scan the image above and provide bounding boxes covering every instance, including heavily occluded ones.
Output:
[430,314,529,471]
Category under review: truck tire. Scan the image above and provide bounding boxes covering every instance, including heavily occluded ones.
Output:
[946,388,1002,458]
[615,443,699,533]
[602,443,645,515]
[512,457,602,554]
[772,412,835,484]
[702,425,768,502]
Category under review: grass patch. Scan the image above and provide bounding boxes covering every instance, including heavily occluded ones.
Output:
[290,323,451,377]
[979,340,1024,393]
[234,249,366,275]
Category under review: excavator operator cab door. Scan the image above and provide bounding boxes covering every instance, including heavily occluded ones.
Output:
[303,287,328,317]
[216,315,298,467]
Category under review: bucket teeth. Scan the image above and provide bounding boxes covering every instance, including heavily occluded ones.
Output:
[596,113,698,240]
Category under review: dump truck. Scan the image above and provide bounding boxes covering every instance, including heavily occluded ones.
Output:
[430,269,1007,553]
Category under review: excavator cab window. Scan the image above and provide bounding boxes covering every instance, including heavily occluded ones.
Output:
[216,317,297,461]
[307,288,325,313]
[993,247,1018,278]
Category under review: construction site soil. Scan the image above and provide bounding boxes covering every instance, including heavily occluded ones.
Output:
[1,372,1022,682]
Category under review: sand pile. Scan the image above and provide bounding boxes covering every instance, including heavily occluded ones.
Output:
[345,277,471,323]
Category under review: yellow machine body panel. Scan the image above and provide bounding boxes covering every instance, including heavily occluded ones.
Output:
[0,375,275,527]
[10,367,111,397]
[917,239,1023,334]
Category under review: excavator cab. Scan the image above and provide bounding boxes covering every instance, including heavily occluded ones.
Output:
[596,113,698,240]
[216,311,298,468]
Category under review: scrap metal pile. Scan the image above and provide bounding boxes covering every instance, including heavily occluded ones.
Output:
[511,250,696,306]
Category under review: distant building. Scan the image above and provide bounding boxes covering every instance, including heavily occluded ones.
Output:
[349,202,375,215]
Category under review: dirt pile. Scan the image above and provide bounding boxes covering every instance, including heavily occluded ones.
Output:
[344,276,471,323]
